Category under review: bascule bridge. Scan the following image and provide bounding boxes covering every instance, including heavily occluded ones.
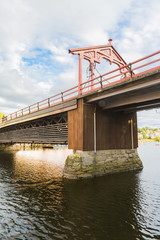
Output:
[0,40,160,179]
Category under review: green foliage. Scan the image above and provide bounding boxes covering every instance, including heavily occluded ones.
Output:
[0,112,5,119]
[154,136,160,142]
[141,129,148,139]
[138,127,160,141]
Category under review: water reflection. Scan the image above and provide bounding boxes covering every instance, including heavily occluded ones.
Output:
[62,171,144,240]
[0,144,160,239]
[13,149,72,184]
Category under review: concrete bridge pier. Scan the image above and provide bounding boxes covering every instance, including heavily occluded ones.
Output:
[63,99,143,179]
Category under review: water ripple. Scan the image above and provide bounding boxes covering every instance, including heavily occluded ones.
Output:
[0,145,160,239]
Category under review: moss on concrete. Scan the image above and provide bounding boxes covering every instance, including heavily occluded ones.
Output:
[63,149,143,180]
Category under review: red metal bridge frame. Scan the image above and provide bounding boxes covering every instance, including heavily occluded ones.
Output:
[69,39,128,94]
[1,48,160,124]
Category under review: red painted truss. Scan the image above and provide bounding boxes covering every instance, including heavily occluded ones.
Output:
[69,39,128,93]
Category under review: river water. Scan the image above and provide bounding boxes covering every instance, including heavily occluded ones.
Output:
[0,143,160,240]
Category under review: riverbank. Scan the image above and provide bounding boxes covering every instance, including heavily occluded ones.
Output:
[138,139,160,144]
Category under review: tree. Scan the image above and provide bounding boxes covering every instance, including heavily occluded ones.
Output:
[141,129,148,139]
[154,136,160,142]
[0,112,5,120]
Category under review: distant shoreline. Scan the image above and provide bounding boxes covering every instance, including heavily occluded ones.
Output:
[138,139,160,143]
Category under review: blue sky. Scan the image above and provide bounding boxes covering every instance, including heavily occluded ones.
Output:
[0,0,160,127]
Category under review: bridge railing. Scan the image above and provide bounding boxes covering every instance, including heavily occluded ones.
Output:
[1,50,160,124]
[0,85,79,123]
[79,50,160,93]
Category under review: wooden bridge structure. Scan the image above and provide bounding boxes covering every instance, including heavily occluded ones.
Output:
[0,41,160,152]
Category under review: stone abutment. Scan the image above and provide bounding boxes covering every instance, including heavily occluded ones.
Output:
[63,149,143,179]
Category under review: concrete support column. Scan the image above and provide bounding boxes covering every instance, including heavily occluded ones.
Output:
[63,149,143,179]
[65,99,143,179]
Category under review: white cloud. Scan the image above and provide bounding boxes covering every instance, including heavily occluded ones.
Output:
[138,109,160,128]
[116,0,160,61]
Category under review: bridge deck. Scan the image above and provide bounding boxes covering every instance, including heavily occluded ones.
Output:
[1,68,160,130]
[85,68,160,112]
[0,50,160,130]
[0,99,77,129]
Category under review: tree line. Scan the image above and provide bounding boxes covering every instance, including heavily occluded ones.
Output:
[138,127,160,142]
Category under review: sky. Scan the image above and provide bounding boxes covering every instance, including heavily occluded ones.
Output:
[0,0,160,127]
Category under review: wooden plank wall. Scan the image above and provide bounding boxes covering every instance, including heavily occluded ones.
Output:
[0,123,68,144]
[68,99,84,150]
[96,110,138,150]
[83,103,94,151]
[68,99,138,151]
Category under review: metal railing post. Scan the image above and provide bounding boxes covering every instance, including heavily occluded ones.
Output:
[131,118,134,149]
[94,107,97,153]
[78,83,82,95]
[100,76,103,88]
[61,92,63,102]
[129,63,133,78]
[48,98,50,107]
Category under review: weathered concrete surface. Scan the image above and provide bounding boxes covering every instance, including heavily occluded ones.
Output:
[63,149,143,179]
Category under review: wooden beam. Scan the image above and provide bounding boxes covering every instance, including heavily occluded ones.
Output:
[86,77,160,103]
[0,122,68,144]
[102,87,160,110]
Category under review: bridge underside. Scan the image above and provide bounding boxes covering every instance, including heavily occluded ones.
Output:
[86,69,160,112]
[0,113,68,144]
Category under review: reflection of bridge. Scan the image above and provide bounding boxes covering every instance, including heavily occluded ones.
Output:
[0,41,160,179]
